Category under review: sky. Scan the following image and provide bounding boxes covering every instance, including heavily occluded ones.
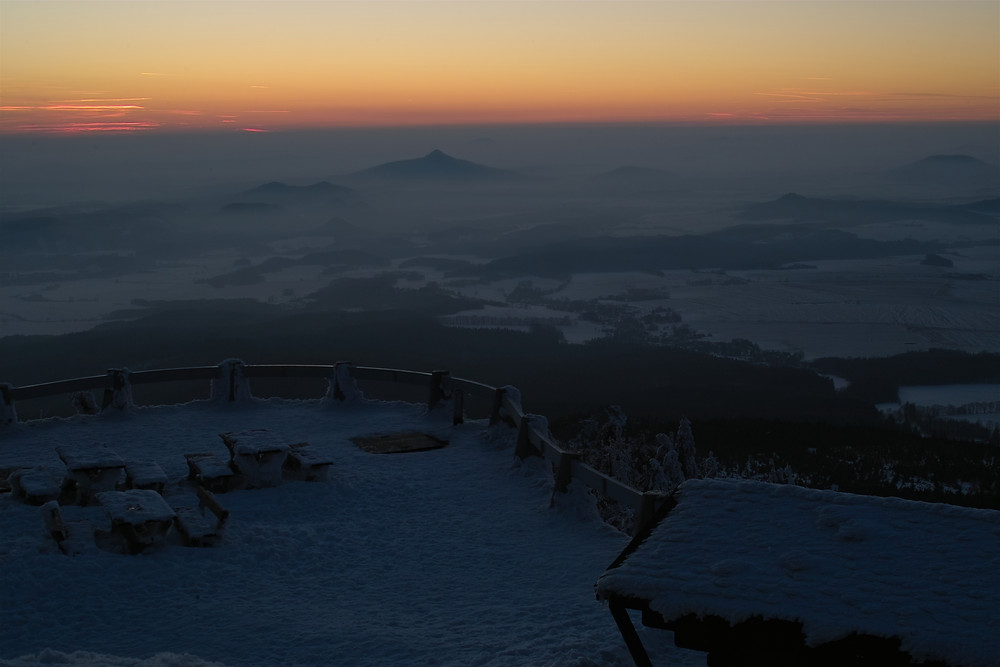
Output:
[1,1,998,135]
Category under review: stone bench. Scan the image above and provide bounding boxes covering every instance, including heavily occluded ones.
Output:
[173,487,230,547]
[184,453,236,493]
[40,500,97,556]
[124,460,168,493]
[219,430,290,488]
[10,467,64,505]
[284,442,333,482]
[57,443,125,505]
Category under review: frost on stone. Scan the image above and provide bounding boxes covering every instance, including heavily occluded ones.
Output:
[104,369,134,412]
[500,385,522,412]
[72,391,99,415]
[324,363,363,404]
[0,383,17,425]
[210,359,252,404]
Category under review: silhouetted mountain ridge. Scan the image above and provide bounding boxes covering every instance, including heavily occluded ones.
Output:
[240,180,355,202]
[891,154,1000,192]
[461,226,940,280]
[589,166,674,192]
[345,149,524,182]
[741,193,996,225]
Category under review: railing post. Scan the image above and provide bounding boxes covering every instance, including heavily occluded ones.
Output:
[428,370,450,410]
[553,450,581,495]
[0,383,17,425]
[211,359,251,403]
[490,386,506,425]
[101,368,133,412]
[635,491,662,533]
[515,416,535,459]
[325,361,362,403]
[452,387,464,425]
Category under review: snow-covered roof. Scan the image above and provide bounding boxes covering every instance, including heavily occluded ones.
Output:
[596,478,1000,667]
[0,398,704,666]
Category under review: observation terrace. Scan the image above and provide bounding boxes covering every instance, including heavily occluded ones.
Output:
[2,361,994,667]
[0,359,681,666]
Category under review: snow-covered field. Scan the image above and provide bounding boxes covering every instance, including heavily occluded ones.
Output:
[0,398,703,666]
[3,241,997,358]
[655,251,999,359]
[897,384,1000,407]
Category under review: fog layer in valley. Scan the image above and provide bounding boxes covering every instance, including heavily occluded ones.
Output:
[2,124,996,364]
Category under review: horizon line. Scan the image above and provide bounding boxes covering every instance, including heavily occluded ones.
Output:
[2,117,998,139]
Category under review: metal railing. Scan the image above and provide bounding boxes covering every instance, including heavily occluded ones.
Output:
[0,360,665,531]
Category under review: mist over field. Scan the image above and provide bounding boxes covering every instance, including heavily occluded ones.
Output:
[1,122,998,429]
[2,123,997,206]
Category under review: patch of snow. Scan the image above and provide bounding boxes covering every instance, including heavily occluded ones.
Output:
[819,374,851,391]
[897,384,1000,407]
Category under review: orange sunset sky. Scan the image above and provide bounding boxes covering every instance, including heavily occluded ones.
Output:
[1,0,998,134]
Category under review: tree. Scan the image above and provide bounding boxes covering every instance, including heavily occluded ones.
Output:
[675,417,700,478]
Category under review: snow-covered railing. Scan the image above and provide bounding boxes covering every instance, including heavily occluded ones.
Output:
[1,360,666,532]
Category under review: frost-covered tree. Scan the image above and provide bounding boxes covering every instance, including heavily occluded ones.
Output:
[701,451,720,479]
[674,417,700,479]
[649,433,685,494]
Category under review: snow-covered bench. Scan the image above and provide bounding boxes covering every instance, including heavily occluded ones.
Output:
[96,489,176,554]
[219,429,290,488]
[9,467,63,505]
[283,442,333,482]
[57,442,125,505]
[39,501,97,556]
[123,460,168,493]
[185,452,236,493]
[172,487,229,547]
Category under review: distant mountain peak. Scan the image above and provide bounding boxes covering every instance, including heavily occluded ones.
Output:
[346,150,524,182]
[240,180,354,203]
[892,154,1000,192]
[918,154,989,165]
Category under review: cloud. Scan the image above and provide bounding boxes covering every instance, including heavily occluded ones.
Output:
[891,91,1000,100]
[42,105,144,110]
[754,89,874,105]
[4,121,159,134]
[77,98,151,102]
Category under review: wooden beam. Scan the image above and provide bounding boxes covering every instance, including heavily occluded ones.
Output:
[609,598,652,667]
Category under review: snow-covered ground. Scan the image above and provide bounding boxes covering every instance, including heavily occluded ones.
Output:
[896,384,1000,407]
[0,398,703,666]
[660,251,1000,359]
[877,384,1000,430]
[5,246,998,359]
[440,304,607,344]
